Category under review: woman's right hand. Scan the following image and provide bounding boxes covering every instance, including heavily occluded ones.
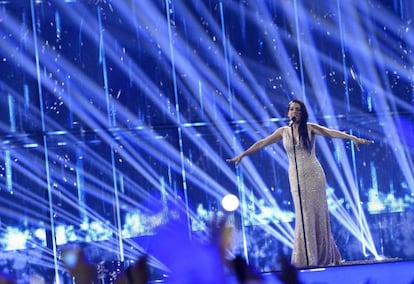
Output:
[226,154,244,165]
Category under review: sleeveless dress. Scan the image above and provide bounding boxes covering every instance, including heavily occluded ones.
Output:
[282,125,341,267]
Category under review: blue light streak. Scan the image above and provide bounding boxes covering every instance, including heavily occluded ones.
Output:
[0,0,413,281]
[30,0,60,281]
[164,0,192,239]
[219,2,234,118]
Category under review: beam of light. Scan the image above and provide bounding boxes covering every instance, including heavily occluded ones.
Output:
[0,146,172,271]
[219,0,379,257]
[54,0,410,260]
[0,63,179,272]
[75,147,86,221]
[344,1,414,192]
[163,0,192,240]
[0,2,413,281]
[46,0,288,191]
[0,0,296,276]
[48,0,298,252]
[117,0,280,123]
[254,0,407,258]
[29,0,60,281]
[218,2,234,118]
[0,19,204,246]
[0,0,336,245]
[292,0,307,100]
[136,0,299,244]
[287,2,378,256]
[286,1,379,256]
[0,117,216,272]
[5,150,12,192]
[96,4,124,262]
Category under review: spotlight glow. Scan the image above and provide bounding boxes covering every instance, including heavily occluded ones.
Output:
[221,194,240,212]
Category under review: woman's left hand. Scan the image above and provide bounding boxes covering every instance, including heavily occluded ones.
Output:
[352,136,374,151]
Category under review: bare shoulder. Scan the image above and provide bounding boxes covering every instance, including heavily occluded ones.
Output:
[307,122,317,131]
[279,125,290,135]
[274,125,288,134]
[268,126,287,141]
[307,122,325,134]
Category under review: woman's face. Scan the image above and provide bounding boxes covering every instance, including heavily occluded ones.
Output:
[288,102,301,123]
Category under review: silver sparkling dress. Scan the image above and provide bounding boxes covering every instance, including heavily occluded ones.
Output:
[282,125,341,267]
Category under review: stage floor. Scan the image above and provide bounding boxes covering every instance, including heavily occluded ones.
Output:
[148,259,414,284]
[265,259,414,284]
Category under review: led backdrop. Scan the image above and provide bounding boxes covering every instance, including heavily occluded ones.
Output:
[0,0,413,282]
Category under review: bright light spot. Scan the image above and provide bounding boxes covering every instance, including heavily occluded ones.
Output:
[34,228,46,243]
[375,255,386,261]
[221,194,239,212]
[5,228,28,250]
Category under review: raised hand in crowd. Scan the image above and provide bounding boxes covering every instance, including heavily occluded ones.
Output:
[115,255,149,284]
[62,246,97,284]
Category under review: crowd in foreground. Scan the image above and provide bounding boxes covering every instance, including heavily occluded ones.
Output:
[0,216,301,284]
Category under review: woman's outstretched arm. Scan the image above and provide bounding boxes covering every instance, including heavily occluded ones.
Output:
[227,127,285,165]
[308,122,373,150]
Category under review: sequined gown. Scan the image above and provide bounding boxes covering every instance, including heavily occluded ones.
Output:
[282,125,341,267]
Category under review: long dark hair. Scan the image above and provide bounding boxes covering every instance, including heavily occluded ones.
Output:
[287,99,311,152]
